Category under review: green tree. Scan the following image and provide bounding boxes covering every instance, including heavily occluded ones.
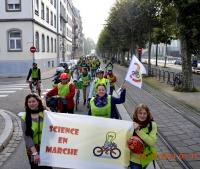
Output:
[162,0,200,91]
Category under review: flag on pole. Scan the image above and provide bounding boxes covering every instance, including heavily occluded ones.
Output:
[125,55,146,88]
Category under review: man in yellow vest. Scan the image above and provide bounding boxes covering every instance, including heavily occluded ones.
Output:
[26,62,41,96]
[79,66,91,105]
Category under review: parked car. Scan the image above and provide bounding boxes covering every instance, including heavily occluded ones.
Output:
[174,59,182,65]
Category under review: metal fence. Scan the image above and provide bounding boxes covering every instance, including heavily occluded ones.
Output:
[146,66,183,87]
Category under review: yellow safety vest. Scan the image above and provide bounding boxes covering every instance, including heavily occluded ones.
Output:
[130,122,157,168]
[21,112,43,145]
[58,83,70,97]
[90,95,111,118]
[31,69,39,79]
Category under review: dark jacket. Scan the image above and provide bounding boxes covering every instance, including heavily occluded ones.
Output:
[88,89,126,119]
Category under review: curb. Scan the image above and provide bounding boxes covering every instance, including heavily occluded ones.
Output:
[0,110,13,152]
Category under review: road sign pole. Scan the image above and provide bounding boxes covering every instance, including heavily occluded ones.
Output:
[30,46,36,63]
[33,52,35,63]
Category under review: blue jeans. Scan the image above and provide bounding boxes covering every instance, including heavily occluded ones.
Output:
[130,161,147,169]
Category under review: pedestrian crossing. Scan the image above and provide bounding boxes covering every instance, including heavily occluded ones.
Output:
[0,83,28,98]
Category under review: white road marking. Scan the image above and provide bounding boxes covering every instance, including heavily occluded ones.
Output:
[0,88,23,90]
[0,95,8,97]
[0,91,16,93]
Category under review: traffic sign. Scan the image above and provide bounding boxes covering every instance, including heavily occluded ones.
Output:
[30,46,36,53]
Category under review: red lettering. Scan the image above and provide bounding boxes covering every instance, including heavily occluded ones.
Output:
[58,137,68,144]
[46,146,52,153]
[45,146,78,156]
[48,125,79,135]
[49,125,53,132]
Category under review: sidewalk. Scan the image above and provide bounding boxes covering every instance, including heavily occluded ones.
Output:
[144,76,200,112]
[0,109,25,168]
[0,110,13,152]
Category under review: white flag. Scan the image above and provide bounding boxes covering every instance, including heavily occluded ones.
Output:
[125,55,146,88]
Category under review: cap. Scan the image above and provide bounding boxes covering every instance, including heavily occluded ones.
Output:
[60,73,69,80]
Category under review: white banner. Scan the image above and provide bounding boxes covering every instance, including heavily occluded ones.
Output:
[40,111,133,169]
[125,55,146,88]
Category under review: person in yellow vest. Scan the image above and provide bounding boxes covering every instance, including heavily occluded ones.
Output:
[91,59,97,79]
[88,83,126,118]
[26,62,41,96]
[21,93,52,169]
[78,66,92,105]
[46,73,75,113]
[129,103,157,169]
[88,68,110,101]
[104,66,117,95]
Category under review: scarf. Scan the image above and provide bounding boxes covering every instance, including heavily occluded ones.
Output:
[94,94,108,107]
[29,109,40,114]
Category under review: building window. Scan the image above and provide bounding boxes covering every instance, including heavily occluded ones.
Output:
[48,61,50,67]
[35,0,39,15]
[47,36,49,52]
[51,38,53,53]
[8,30,22,51]
[42,34,45,52]
[35,32,39,52]
[54,0,56,8]
[54,39,56,52]
[54,14,56,28]
[50,11,53,26]
[46,7,49,23]
[6,0,21,11]
[41,2,44,19]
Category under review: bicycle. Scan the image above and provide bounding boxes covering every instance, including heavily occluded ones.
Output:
[173,73,183,88]
[93,142,121,159]
[73,80,83,111]
[27,80,41,96]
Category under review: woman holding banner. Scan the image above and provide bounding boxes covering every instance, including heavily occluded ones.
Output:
[128,103,157,169]
[88,83,126,118]
[21,93,52,169]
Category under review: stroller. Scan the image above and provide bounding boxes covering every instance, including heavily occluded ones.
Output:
[45,96,68,113]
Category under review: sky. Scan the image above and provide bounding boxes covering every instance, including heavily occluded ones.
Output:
[73,0,116,43]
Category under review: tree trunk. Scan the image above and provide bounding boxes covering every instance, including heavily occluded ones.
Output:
[148,31,152,76]
[127,50,130,62]
[155,43,158,66]
[164,43,167,68]
[180,36,194,91]
[121,51,125,65]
